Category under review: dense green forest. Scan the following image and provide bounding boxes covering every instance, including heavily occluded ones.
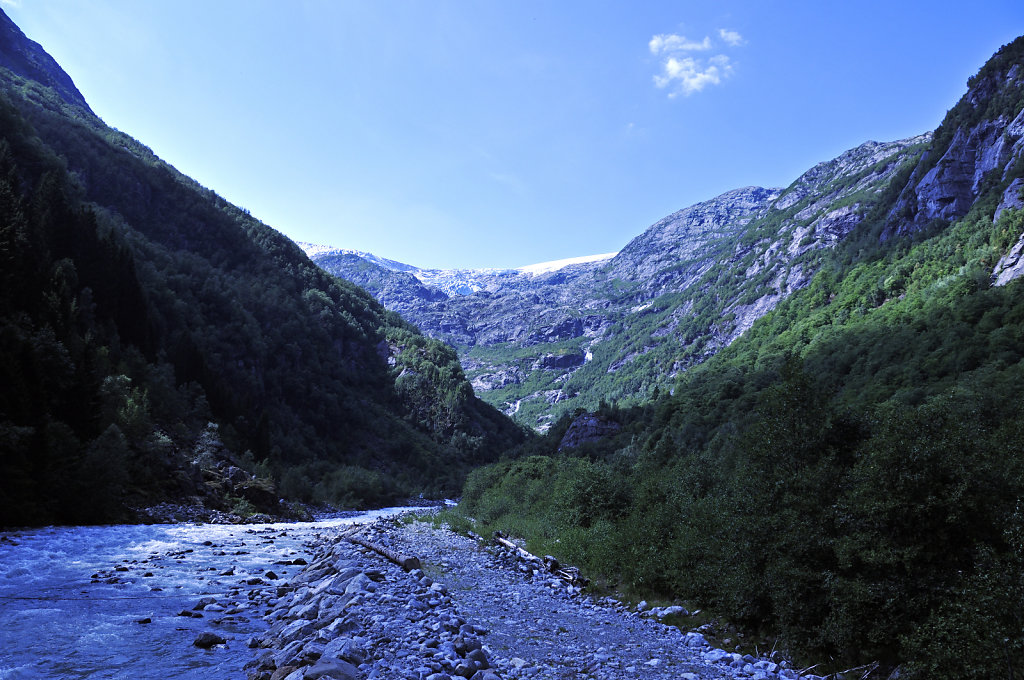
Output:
[0,39,522,526]
[454,37,1024,677]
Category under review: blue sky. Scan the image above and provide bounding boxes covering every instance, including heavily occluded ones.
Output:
[4,1,1024,269]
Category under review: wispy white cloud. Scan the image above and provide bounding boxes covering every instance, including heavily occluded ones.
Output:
[718,28,744,46]
[0,0,22,7]
[654,55,734,97]
[650,27,745,97]
[648,33,711,54]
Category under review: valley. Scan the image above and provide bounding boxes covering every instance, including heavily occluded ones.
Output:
[307,136,938,430]
[1,6,1023,679]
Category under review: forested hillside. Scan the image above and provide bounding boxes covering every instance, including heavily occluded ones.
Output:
[455,36,1024,677]
[0,10,522,526]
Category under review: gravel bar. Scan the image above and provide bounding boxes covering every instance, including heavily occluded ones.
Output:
[245,517,824,680]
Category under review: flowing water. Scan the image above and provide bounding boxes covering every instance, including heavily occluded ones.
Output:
[0,508,419,679]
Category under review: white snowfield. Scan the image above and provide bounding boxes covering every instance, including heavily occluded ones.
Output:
[514,252,618,275]
[298,240,617,284]
[296,241,614,278]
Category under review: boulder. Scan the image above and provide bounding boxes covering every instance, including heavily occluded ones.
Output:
[193,631,226,649]
[557,413,621,450]
[224,465,249,486]
[305,657,359,680]
[239,479,279,509]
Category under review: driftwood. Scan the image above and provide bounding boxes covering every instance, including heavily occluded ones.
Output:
[492,532,589,588]
[346,534,422,572]
[493,533,536,561]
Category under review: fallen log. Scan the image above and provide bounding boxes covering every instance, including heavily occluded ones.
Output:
[492,532,589,588]
[493,532,540,563]
[346,534,422,572]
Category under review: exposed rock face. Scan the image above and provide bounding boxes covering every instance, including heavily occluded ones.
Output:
[888,53,1024,236]
[536,352,585,371]
[993,233,1024,286]
[607,186,780,290]
[995,177,1024,222]
[306,38,1024,431]
[558,413,622,451]
[308,136,929,430]
[312,252,448,310]
[903,120,1009,224]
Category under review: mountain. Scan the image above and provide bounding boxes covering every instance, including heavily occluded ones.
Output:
[0,10,523,526]
[311,135,930,430]
[455,35,1024,677]
[0,11,90,112]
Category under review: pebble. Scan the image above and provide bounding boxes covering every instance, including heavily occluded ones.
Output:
[239,516,815,680]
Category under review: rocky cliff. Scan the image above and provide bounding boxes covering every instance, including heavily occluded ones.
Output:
[889,46,1024,237]
[311,135,930,430]
[310,36,1024,431]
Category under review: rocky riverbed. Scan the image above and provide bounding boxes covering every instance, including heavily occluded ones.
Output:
[0,510,419,679]
[245,516,828,680]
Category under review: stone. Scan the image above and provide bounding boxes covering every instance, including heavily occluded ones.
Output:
[994,177,1024,222]
[469,672,501,680]
[684,631,707,647]
[703,648,731,663]
[343,573,373,595]
[193,631,226,649]
[656,605,688,618]
[323,638,367,665]
[269,667,299,680]
[467,648,489,669]
[193,597,217,610]
[305,657,359,680]
[278,618,316,645]
[274,639,306,668]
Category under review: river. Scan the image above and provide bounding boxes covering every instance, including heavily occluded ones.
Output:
[0,508,421,679]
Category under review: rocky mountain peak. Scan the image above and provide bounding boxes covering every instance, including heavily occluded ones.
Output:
[307,40,1024,431]
[308,134,929,430]
[608,186,781,280]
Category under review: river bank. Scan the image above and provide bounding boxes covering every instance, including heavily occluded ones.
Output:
[247,515,826,680]
[0,510,418,679]
[2,510,833,680]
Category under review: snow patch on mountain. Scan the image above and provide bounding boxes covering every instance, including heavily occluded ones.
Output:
[515,252,617,275]
[298,241,618,296]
